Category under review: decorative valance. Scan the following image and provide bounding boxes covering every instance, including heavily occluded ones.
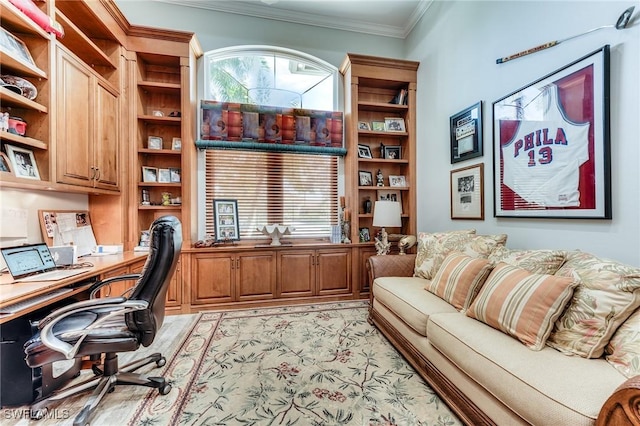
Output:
[198,100,345,156]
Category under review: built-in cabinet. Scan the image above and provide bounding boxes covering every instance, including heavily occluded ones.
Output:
[278,248,351,297]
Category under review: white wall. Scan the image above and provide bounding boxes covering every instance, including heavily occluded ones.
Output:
[406,1,640,265]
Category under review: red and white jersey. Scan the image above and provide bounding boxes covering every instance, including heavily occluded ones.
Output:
[501,84,590,207]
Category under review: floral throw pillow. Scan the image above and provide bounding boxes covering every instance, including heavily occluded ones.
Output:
[425,233,507,279]
[414,229,475,280]
[488,247,567,275]
[605,308,640,378]
[547,251,640,358]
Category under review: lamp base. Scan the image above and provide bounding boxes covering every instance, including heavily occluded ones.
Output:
[374,227,391,255]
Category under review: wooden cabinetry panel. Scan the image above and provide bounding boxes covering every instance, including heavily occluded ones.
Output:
[358,246,377,295]
[93,81,120,189]
[237,252,275,301]
[278,251,314,297]
[317,249,351,295]
[166,258,181,307]
[191,254,234,304]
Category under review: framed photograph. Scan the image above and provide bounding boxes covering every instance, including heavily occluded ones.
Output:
[169,167,181,183]
[389,175,407,187]
[384,117,405,132]
[493,45,611,219]
[0,152,12,174]
[359,227,371,243]
[384,145,401,160]
[0,27,35,66]
[142,166,158,182]
[371,121,385,132]
[5,144,40,180]
[358,170,373,186]
[158,168,171,183]
[450,101,483,164]
[377,189,402,212]
[357,144,372,159]
[171,137,182,151]
[213,199,240,242]
[358,121,370,131]
[451,163,484,220]
[147,136,163,150]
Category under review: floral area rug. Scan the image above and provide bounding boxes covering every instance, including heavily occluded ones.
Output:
[129,301,462,426]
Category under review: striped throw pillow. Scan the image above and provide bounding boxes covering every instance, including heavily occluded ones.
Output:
[425,253,493,311]
[466,262,579,350]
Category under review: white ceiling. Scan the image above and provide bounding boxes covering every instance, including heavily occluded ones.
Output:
[155,0,433,38]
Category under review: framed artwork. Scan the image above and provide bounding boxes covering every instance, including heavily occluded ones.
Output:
[169,167,181,183]
[450,101,483,163]
[450,163,484,220]
[147,136,163,150]
[493,45,611,219]
[358,121,370,131]
[377,189,402,212]
[384,117,405,132]
[384,145,401,160]
[357,144,372,158]
[371,121,385,132]
[158,168,171,183]
[0,27,35,66]
[358,170,373,186]
[5,144,40,180]
[0,152,12,174]
[213,199,240,242]
[359,227,371,243]
[142,166,158,182]
[171,137,182,151]
[389,175,407,187]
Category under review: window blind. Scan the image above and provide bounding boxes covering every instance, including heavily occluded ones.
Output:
[205,150,338,240]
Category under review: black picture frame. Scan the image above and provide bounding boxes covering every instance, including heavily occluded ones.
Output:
[450,101,483,164]
[358,170,373,186]
[357,144,372,158]
[493,45,611,219]
[213,199,240,242]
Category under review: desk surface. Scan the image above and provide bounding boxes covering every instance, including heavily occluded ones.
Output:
[0,252,147,324]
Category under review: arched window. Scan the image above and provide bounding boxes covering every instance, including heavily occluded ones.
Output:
[202,46,340,240]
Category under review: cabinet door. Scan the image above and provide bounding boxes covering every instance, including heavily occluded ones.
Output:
[316,249,352,295]
[166,257,181,307]
[56,48,94,187]
[237,252,276,301]
[191,254,234,304]
[99,266,129,298]
[359,246,378,295]
[277,251,315,298]
[93,80,120,190]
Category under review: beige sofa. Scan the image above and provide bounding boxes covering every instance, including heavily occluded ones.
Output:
[367,231,640,426]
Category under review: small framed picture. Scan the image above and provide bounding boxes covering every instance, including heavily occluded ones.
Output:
[147,136,163,150]
[169,167,181,183]
[451,163,484,220]
[5,144,40,180]
[0,152,12,174]
[142,166,158,182]
[377,189,402,212]
[359,227,371,243]
[384,145,401,160]
[389,175,407,187]
[450,101,482,164]
[158,168,171,183]
[358,121,370,131]
[371,121,385,132]
[357,144,372,159]
[213,199,240,242]
[171,137,182,151]
[384,117,406,132]
[359,170,373,186]
[0,27,35,66]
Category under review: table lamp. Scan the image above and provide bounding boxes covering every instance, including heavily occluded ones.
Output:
[372,200,402,255]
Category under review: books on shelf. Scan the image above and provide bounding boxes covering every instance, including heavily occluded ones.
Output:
[390,88,408,105]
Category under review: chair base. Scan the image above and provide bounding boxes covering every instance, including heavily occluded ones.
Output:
[30,352,170,426]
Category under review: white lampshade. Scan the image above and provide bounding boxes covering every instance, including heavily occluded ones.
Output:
[372,201,402,228]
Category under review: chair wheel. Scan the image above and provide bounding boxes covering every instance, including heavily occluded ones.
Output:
[156,357,166,368]
[159,383,171,395]
[30,409,46,420]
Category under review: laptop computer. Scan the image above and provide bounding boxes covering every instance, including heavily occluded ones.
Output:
[1,243,90,282]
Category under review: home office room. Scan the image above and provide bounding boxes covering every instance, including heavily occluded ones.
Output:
[0,0,639,425]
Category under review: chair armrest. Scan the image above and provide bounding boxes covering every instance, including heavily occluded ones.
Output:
[368,254,416,280]
[596,374,640,426]
[88,273,141,298]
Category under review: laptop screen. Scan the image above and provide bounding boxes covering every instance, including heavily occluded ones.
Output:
[1,244,57,279]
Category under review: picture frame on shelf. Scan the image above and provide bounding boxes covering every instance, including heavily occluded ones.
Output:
[5,144,40,180]
[171,137,182,151]
[213,199,240,242]
[384,145,401,160]
[384,117,405,132]
[147,136,163,150]
[358,121,371,131]
[450,101,483,164]
[0,152,12,174]
[451,163,484,220]
[0,27,36,67]
[359,170,373,186]
[371,121,385,132]
[357,144,372,159]
[169,167,181,183]
[158,168,171,183]
[142,166,158,182]
[377,189,402,212]
[359,227,371,243]
[493,45,610,219]
[389,175,407,187]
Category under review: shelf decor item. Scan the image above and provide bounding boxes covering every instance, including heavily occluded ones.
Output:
[358,121,370,131]
[142,166,157,182]
[372,200,402,255]
[377,189,402,212]
[450,101,482,164]
[0,27,36,66]
[389,175,407,187]
[384,117,405,132]
[450,163,484,220]
[493,45,611,219]
[256,224,293,246]
[147,136,163,150]
[359,170,373,186]
[171,137,181,151]
[0,152,12,174]
[383,145,401,160]
[158,168,171,183]
[357,144,372,158]
[5,144,40,180]
[213,199,240,242]
[371,121,385,132]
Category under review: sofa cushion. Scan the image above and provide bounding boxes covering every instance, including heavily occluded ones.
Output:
[425,253,493,311]
[488,247,567,275]
[427,312,626,426]
[414,229,476,279]
[373,277,458,337]
[548,251,640,358]
[605,308,640,378]
[466,262,578,350]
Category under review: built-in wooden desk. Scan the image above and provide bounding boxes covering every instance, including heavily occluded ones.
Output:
[0,252,148,325]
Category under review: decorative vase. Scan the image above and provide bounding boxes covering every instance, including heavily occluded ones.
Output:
[256,224,293,246]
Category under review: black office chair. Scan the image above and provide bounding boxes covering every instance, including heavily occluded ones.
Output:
[23,215,182,426]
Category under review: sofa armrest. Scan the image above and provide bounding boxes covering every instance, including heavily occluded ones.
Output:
[596,374,640,426]
[368,254,416,281]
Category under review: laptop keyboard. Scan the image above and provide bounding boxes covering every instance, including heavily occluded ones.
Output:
[15,268,91,282]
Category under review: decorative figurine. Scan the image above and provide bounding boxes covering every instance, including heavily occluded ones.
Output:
[376,169,384,186]
[363,196,372,214]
